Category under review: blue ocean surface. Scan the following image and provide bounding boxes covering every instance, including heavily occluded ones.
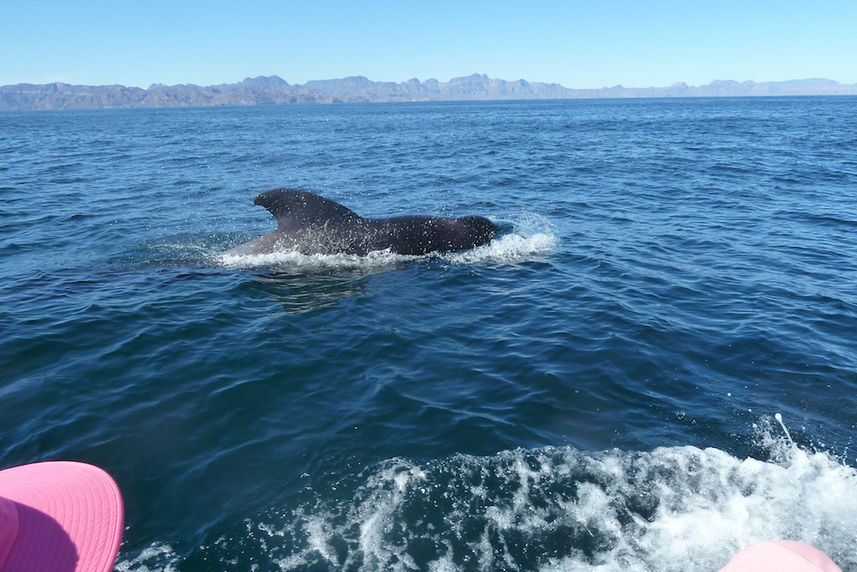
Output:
[1,97,856,571]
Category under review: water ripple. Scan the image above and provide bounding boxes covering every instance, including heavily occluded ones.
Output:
[2,98,857,569]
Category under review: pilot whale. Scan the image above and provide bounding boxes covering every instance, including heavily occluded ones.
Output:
[225,188,498,256]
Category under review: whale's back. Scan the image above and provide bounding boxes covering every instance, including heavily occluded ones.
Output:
[366,215,497,255]
[229,188,496,256]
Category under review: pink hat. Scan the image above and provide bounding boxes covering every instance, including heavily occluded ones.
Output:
[0,461,123,572]
[720,540,842,572]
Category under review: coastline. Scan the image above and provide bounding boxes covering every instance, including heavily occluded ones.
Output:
[3,73,857,111]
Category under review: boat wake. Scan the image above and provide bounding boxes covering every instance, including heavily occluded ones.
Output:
[117,416,857,571]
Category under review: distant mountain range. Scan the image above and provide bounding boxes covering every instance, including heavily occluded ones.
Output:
[2,74,856,111]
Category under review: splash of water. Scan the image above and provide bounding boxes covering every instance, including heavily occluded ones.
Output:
[213,229,557,271]
[118,418,857,571]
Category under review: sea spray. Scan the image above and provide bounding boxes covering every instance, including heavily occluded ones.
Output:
[118,423,857,571]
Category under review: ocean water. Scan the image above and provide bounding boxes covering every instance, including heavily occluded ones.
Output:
[1,97,857,571]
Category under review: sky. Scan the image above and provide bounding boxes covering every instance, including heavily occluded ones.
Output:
[2,0,856,89]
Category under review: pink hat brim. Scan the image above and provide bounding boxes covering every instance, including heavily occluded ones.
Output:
[0,461,123,572]
[720,540,842,572]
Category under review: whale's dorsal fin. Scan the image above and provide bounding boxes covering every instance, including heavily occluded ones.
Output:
[253,188,362,231]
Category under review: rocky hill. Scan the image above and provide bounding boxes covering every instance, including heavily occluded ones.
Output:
[2,74,855,110]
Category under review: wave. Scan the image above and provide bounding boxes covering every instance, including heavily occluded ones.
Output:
[212,216,557,271]
[446,231,557,265]
[117,418,857,571]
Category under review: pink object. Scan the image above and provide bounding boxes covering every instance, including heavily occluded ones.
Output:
[0,461,124,572]
[720,540,842,572]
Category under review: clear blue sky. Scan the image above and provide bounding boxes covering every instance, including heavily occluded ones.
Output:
[3,0,856,88]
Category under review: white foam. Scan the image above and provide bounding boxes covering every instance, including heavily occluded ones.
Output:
[304,516,338,565]
[117,418,857,571]
[214,247,414,271]
[261,424,856,571]
[447,232,557,264]
[213,231,557,271]
[212,213,558,270]
[114,541,180,572]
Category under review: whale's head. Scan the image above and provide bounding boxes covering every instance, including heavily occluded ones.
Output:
[459,215,498,247]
